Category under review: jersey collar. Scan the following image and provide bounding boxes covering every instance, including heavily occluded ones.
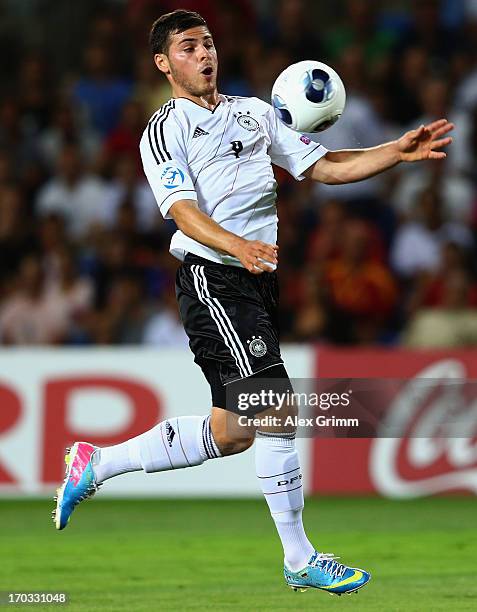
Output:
[174,94,223,114]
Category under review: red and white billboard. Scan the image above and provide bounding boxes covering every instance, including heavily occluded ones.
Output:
[312,348,477,497]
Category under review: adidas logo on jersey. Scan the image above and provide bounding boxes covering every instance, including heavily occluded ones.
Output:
[193,127,209,138]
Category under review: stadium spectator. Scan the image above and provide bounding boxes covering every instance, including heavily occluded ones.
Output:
[133,51,172,118]
[322,218,398,343]
[245,43,292,101]
[391,187,474,278]
[406,241,477,315]
[99,99,146,176]
[0,96,40,177]
[403,268,477,347]
[37,213,70,288]
[71,42,133,137]
[325,0,396,77]
[386,46,429,126]
[0,254,61,344]
[396,0,461,61]
[90,229,141,311]
[17,53,52,133]
[42,246,94,344]
[0,185,33,288]
[392,158,474,223]
[262,0,323,64]
[86,8,134,77]
[0,150,14,187]
[306,198,386,264]
[35,143,108,240]
[455,4,477,113]
[291,264,327,341]
[142,286,189,347]
[37,101,100,172]
[99,153,158,233]
[407,76,471,174]
[306,199,348,263]
[90,273,149,344]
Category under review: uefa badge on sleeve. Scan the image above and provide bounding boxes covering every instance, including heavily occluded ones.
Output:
[160,166,185,189]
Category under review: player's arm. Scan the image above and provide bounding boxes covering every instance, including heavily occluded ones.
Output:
[304,119,454,185]
[169,199,278,274]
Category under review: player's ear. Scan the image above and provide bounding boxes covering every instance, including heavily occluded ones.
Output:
[154,53,170,75]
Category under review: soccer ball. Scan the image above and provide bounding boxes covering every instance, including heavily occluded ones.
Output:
[271,60,346,133]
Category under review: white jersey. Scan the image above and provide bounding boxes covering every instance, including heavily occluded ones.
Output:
[140,94,327,266]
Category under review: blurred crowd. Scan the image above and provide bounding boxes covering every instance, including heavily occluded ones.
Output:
[1,0,477,348]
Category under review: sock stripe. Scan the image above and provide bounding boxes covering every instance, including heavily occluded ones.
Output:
[256,431,296,439]
[206,416,219,458]
[202,417,215,460]
[175,419,191,467]
[263,484,303,496]
[257,467,301,479]
[203,417,212,458]
[205,416,215,459]
[201,418,211,459]
[210,436,220,458]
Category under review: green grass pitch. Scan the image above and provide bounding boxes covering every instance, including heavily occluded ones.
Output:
[1,496,476,611]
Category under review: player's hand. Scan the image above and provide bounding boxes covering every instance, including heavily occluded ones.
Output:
[238,240,279,274]
[398,119,454,162]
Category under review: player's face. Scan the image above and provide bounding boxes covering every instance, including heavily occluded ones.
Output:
[160,27,218,98]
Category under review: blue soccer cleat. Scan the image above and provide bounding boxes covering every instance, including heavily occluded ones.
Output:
[284,551,371,596]
[52,442,101,530]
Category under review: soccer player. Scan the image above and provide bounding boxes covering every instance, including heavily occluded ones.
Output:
[53,9,453,597]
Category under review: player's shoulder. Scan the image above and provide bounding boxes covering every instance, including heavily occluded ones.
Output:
[140,99,185,162]
[141,99,182,144]
[145,99,180,130]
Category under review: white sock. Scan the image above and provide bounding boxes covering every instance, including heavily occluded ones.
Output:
[255,433,315,572]
[93,415,221,483]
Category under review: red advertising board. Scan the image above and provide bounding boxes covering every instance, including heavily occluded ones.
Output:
[0,375,162,487]
[312,348,477,497]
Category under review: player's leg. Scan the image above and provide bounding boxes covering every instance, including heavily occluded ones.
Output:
[211,375,371,597]
[91,400,256,483]
[210,371,314,572]
[254,405,370,595]
[53,362,255,530]
[53,409,249,531]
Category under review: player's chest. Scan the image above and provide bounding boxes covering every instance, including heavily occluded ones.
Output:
[185,106,265,167]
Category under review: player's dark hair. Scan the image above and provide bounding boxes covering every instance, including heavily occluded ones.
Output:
[149,10,208,55]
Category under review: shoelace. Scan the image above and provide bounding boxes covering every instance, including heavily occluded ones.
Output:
[309,553,347,579]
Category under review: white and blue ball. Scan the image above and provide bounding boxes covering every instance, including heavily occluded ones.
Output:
[272,60,346,133]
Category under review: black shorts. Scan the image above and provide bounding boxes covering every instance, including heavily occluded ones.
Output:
[176,253,289,411]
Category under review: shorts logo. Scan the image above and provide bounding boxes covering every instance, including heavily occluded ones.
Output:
[234,111,259,132]
[160,166,185,189]
[247,335,267,357]
[300,135,311,145]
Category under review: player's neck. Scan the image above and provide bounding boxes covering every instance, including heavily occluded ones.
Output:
[172,88,220,111]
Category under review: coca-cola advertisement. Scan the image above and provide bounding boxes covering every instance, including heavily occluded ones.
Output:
[312,348,477,497]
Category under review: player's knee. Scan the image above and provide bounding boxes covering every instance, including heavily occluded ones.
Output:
[213,431,255,456]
